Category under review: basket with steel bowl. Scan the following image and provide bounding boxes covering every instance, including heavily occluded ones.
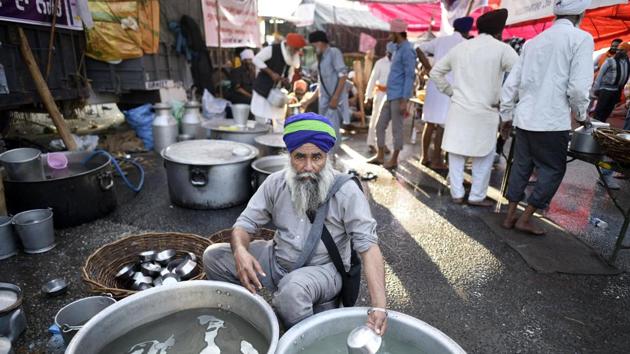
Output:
[593,127,630,165]
[82,232,212,299]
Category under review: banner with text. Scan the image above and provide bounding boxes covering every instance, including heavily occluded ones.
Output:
[0,0,83,30]
[502,0,627,25]
[202,0,261,48]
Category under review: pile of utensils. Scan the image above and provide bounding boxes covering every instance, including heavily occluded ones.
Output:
[115,249,199,291]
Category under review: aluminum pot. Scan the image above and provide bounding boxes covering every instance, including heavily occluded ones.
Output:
[0,216,18,260]
[254,133,287,157]
[12,208,55,254]
[252,155,288,190]
[0,148,44,181]
[55,296,116,344]
[65,281,279,354]
[570,126,602,155]
[162,140,259,209]
[0,283,27,343]
[4,151,116,228]
[276,307,466,354]
[204,119,270,146]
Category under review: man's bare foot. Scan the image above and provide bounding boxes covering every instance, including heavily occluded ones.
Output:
[452,197,465,205]
[383,160,398,169]
[367,156,384,165]
[368,145,377,154]
[420,158,431,166]
[501,216,518,229]
[515,220,546,235]
[430,163,449,171]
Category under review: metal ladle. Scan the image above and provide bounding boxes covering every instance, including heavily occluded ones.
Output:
[346,325,382,354]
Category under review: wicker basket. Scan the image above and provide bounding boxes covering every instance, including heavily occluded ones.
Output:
[594,127,630,165]
[209,228,276,244]
[82,232,212,299]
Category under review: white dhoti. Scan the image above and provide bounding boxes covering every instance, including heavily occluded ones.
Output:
[366,91,393,149]
[422,80,451,125]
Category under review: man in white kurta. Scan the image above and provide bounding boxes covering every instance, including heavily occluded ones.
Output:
[430,9,518,206]
[365,42,395,152]
[416,16,472,168]
[251,34,304,129]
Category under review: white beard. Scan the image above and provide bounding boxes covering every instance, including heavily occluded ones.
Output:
[285,159,335,217]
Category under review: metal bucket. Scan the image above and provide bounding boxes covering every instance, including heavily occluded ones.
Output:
[66,281,279,354]
[276,307,466,354]
[0,148,44,182]
[12,209,55,254]
[0,283,27,343]
[55,296,116,344]
[232,104,250,127]
[0,216,18,260]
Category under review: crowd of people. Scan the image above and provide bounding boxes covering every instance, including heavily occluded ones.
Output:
[220,0,627,235]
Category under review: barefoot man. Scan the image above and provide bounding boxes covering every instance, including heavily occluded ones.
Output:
[500,0,594,235]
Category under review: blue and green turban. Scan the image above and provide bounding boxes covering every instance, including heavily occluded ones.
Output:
[283,113,337,153]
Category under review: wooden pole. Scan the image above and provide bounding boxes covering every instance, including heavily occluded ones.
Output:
[215,0,223,98]
[45,0,61,79]
[17,27,78,151]
[353,60,366,127]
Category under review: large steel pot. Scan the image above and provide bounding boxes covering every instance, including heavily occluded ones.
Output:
[66,281,279,354]
[255,133,287,157]
[204,118,270,146]
[252,155,288,190]
[276,307,466,354]
[3,151,116,228]
[0,283,27,344]
[162,140,259,209]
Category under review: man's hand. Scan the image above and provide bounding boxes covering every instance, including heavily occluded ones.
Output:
[329,96,339,109]
[233,246,265,294]
[580,117,593,129]
[500,121,513,140]
[399,99,408,117]
[367,308,388,336]
[269,71,281,83]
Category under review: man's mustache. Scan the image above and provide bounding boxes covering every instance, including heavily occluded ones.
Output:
[297,172,318,180]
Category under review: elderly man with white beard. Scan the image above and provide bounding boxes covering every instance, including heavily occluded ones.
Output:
[203,113,388,334]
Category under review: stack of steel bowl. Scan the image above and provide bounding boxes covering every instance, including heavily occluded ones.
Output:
[114,250,199,291]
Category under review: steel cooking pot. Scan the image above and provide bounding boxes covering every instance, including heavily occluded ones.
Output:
[254,133,287,157]
[0,283,27,344]
[203,119,270,146]
[162,140,259,209]
[570,126,602,155]
[252,155,288,190]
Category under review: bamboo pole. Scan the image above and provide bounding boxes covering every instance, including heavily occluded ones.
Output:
[353,60,366,127]
[215,0,223,97]
[45,0,61,79]
[17,27,77,151]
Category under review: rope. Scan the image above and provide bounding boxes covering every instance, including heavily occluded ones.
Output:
[82,149,145,193]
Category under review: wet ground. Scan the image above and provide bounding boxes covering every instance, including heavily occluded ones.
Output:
[0,118,629,353]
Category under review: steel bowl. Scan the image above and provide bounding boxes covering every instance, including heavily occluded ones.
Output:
[138,250,157,263]
[140,262,161,278]
[154,249,176,266]
[184,251,197,262]
[617,133,630,141]
[131,276,154,290]
[174,259,198,280]
[167,257,185,271]
[114,264,136,283]
[153,276,164,287]
[42,278,68,297]
[162,273,180,285]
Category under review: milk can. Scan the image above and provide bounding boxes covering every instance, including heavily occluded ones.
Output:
[152,103,178,154]
[181,101,203,139]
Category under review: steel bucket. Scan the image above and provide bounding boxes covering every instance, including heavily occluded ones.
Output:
[65,281,279,354]
[55,296,116,344]
[0,216,18,260]
[0,148,44,182]
[276,307,466,354]
[232,104,250,127]
[252,155,288,190]
[12,208,55,254]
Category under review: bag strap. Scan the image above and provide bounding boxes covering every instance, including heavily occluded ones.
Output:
[317,53,340,100]
[292,174,360,271]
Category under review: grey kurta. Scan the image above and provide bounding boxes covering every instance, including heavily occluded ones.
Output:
[203,169,378,327]
[317,47,350,139]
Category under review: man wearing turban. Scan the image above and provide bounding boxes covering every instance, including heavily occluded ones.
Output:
[430,9,519,207]
[501,0,594,235]
[415,16,473,170]
[203,113,388,334]
[251,33,306,127]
